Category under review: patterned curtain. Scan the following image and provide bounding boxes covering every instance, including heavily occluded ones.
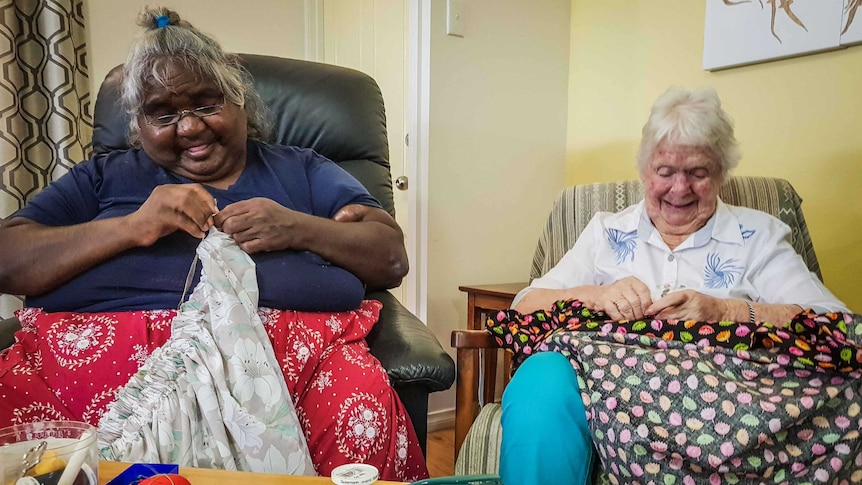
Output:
[0,0,92,318]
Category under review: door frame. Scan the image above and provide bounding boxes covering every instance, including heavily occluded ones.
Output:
[304,0,430,321]
[404,0,430,322]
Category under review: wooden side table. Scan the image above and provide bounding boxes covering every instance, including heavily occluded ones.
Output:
[454,282,527,459]
[459,282,528,331]
[457,283,527,405]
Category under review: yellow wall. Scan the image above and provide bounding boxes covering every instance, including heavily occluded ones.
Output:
[567,2,862,311]
[85,1,307,96]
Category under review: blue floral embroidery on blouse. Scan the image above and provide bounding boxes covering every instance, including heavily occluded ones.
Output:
[606,228,638,264]
[739,224,756,240]
[704,252,744,289]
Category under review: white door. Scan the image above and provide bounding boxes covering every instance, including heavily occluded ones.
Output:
[320,0,412,306]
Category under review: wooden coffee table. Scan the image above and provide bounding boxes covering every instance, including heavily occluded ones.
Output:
[98,461,407,484]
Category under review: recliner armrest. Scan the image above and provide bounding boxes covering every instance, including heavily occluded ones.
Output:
[0,317,21,350]
[365,290,455,393]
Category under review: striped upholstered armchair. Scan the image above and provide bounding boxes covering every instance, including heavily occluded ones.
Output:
[450,176,823,479]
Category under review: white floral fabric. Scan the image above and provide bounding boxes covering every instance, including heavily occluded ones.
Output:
[97,229,315,475]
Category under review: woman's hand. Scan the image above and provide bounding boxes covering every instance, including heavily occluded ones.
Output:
[129,184,218,245]
[645,290,728,321]
[594,276,653,321]
[214,198,303,253]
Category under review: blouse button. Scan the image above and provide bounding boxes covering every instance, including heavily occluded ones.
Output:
[667,254,675,262]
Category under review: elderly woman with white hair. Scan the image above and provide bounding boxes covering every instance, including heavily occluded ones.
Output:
[499,87,849,485]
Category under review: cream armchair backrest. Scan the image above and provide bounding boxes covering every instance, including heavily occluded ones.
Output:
[531,176,822,282]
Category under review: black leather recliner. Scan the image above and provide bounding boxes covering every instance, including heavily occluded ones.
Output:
[0,54,454,454]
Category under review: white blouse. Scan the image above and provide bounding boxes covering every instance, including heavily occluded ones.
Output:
[515,199,849,314]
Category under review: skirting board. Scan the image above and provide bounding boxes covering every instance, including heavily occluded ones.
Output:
[427,407,455,432]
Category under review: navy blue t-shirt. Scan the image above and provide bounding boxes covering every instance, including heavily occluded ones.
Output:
[13,140,381,312]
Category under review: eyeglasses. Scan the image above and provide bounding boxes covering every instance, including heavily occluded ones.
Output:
[144,104,225,127]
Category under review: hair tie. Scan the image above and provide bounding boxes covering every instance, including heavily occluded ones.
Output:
[156,15,170,28]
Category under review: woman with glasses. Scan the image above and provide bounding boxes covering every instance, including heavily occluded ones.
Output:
[0,7,426,482]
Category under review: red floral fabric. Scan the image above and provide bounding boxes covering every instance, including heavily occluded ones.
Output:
[0,302,428,482]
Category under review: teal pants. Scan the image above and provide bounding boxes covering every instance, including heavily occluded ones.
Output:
[499,352,595,485]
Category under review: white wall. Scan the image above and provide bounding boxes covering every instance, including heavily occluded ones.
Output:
[85,1,307,95]
[425,0,571,418]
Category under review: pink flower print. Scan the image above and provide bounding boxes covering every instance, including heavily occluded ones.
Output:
[619,428,632,444]
[789,346,804,356]
[623,356,638,367]
[835,415,851,429]
[686,445,702,459]
[737,392,752,404]
[760,401,777,413]
[812,443,827,455]
[768,418,783,433]
[707,454,724,467]
[650,441,668,453]
[714,422,731,436]
[700,407,716,420]
[800,396,815,409]
[720,441,735,457]
[667,380,681,394]
[686,375,699,390]
[669,412,683,426]
[735,326,751,337]
[632,405,645,417]
[654,352,667,364]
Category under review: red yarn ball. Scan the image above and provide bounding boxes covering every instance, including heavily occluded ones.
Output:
[138,474,192,485]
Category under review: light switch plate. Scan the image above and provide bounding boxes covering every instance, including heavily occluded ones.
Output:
[447,0,464,37]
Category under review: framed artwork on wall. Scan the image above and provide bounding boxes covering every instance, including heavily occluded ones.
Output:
[842,1,862,46]
[703,0,846,71]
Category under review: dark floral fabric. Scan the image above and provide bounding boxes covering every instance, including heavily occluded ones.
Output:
[488,301,862,484]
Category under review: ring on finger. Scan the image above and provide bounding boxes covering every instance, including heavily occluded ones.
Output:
[614,298,626,308]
